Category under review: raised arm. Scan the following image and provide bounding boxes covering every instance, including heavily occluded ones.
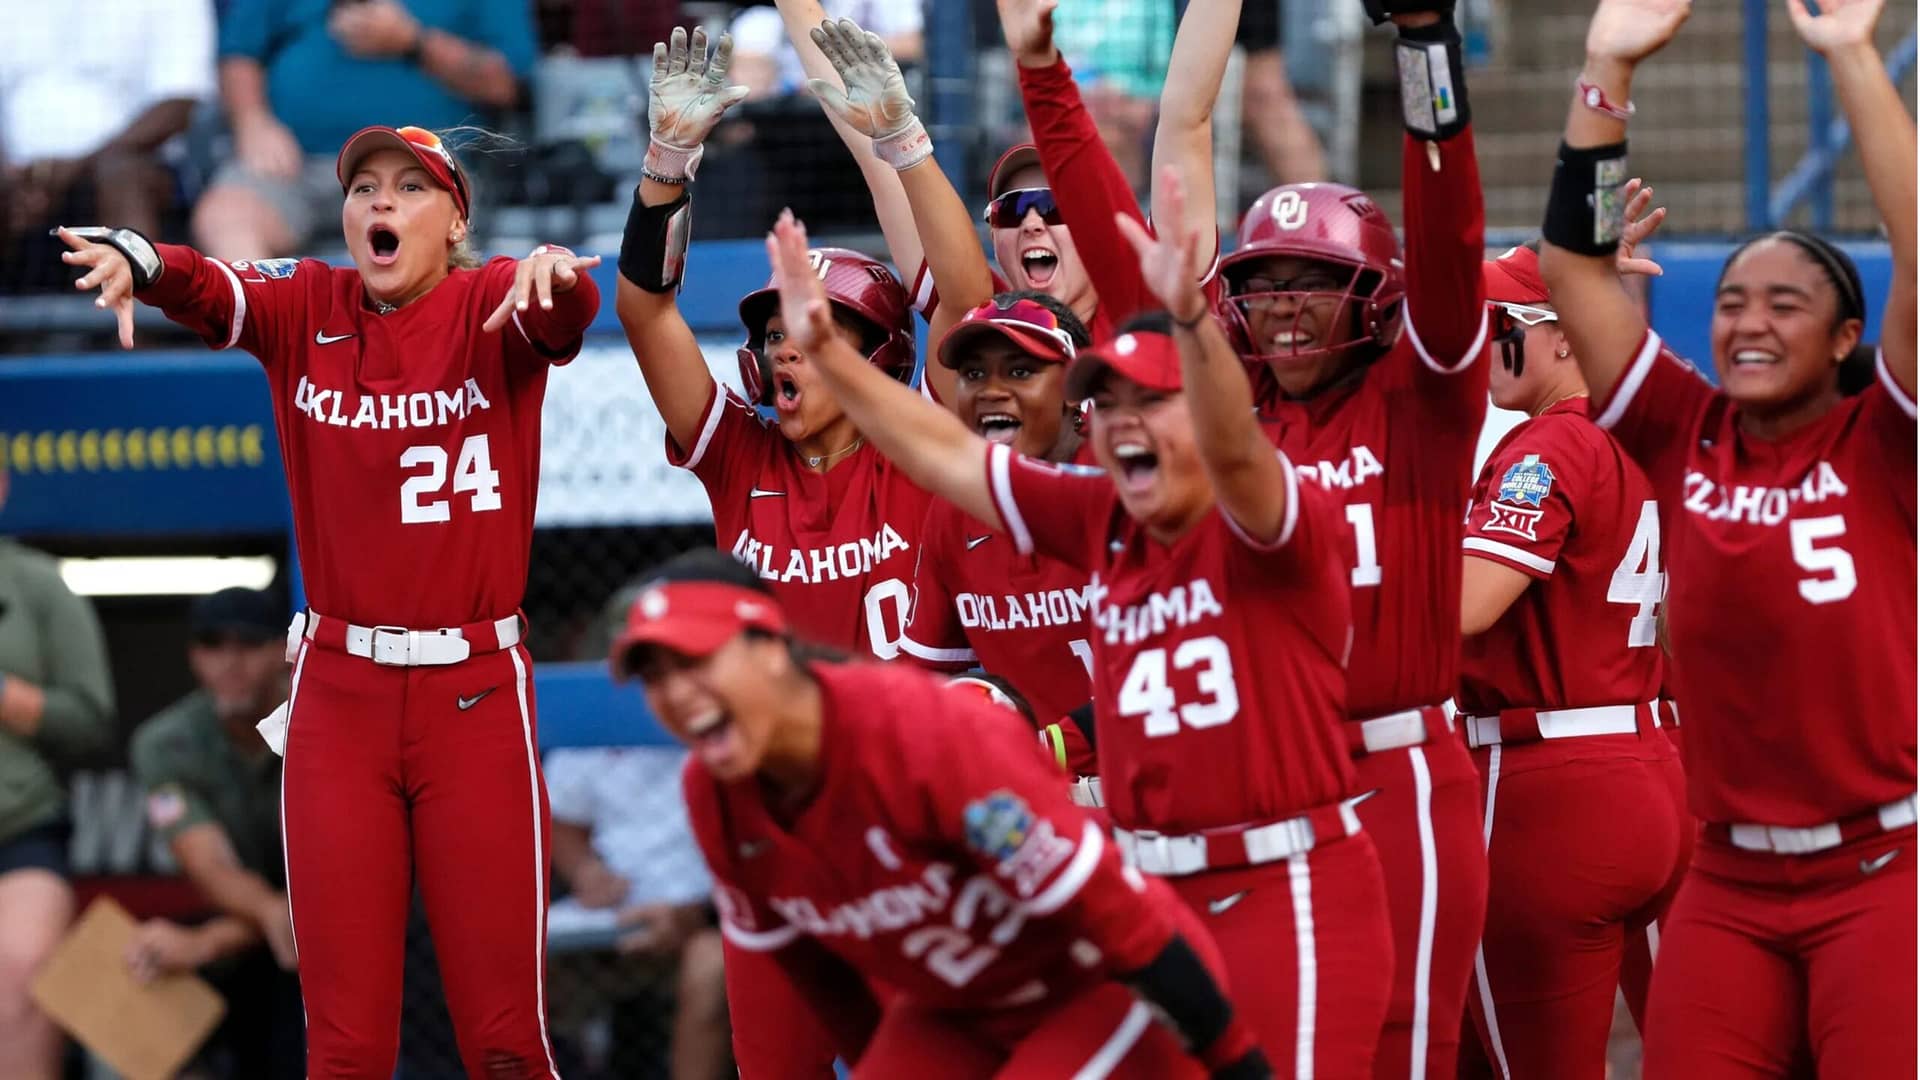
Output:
[1787,0,1916,394]
[767,212,1002,529]
[1120,172,1291,544]
[1538,0,1691,401]
[616,28,750,452]
[1149,0,1242,263]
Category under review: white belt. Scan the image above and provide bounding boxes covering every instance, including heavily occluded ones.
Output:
[290,612,521,667]
[1726,794,1919,855]
[1355,701,1456,754]
[1069,776,1105,809]
[1463,702,1648,749]
[1114,800,1364,877]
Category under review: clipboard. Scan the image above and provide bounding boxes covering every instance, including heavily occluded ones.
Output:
[30,895,228,1080]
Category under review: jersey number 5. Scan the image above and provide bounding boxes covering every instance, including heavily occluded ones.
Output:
[400,434,503,524]
[1118,636,1240,737]
[1790,515,1857,604]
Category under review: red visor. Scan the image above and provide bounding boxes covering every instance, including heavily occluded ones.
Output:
[987,143,1042,201]
[611,581,787,676]
[1483,245,1549,306]
[1064,330,1183,399]
[938,297,1078,368]
[336,125,471,221]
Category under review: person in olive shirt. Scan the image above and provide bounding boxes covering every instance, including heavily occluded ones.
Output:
[0,465,116,1080]
[127,586,300,1078]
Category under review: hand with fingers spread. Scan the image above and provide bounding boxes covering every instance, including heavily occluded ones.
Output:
[55,226,139,349]
[806,18,930,170]
[1584,0,1691,71]
[996,0,1061,68]
[1616,177,1669,278]
[765,210,837,354]
[482,246,604,333]
[1113,170,1210,326]
[646,26,752,183]
[1785,0,1884,55]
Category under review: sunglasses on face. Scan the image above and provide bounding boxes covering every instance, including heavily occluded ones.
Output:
[1491,301,1557,338]
[984,188,1062,228]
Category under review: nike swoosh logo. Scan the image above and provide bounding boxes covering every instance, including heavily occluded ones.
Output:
[1206,890,1250,916]
[966,535,992,550]
[738,840,769,859]
[749,488,785,499]
[456,687,496,711]
[1860,848,1900,875]
[315,330,354,345]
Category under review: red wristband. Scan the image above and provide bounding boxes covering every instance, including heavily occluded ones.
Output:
[1577,78,1635,121]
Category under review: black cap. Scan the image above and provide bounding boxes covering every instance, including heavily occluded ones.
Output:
[189,587,281,644]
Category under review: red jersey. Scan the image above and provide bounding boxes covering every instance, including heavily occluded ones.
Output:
[901,498,1094,720]
[1261,133,1490,719]
[1596,331,1916,824]
[141,246,597,627]
[670,383,934,660]
[1457,397,1666,714]
[688,662,1180,1011]
[984,443,1354,834]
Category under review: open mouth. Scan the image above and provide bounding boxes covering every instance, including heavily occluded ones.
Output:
[1111,441,1159,493]
[1266,328,1318,353]
[1730,348,1781,369]
[975,410,1023,445]
[773,370,802,414]
[1021,246,1059,288]
[684,708,739,768]
[368,225,401,266]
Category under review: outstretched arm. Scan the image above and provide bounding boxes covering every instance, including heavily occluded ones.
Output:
[1788,0,1916,394]
[768,211,1003,528]
[1120,172,1292,545]
[1538,0,1691,403]
[617,27,751,452]
[1149,0,1242,265]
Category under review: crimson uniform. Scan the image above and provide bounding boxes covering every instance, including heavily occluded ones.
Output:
[688,662,1235,1077]
[900,499,1094,721]
[1595,332,1917,1078]
[140,243,596,1078]
[1454,395,1689,1080]
[1223,133,1491,1080]
[984,435,1395,1077]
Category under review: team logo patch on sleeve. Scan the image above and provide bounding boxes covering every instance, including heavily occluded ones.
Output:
[1484,502,1545,541]
[1496,454,1555,507]
[145,786,186,829]
[963,790,1033,862]
[233,258,299,281]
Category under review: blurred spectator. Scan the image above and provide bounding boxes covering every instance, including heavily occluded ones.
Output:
[1049,0,1174,191]
[126,586,300,1079]
[536,0,685,57]
[0,0,214,293]
[727,2,924,101]
[546,744,730,1080]
[192,0,537,261]
[1239,0,1326,185]
[0,463,116,1080]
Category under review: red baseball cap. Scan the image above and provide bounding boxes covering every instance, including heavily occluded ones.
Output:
[937,297,1079,369]
[987,143,1043,200]
[610,580,788,677]
[1483,244,1549,306]
[1064,329,1183,399]
[336,125,472,221]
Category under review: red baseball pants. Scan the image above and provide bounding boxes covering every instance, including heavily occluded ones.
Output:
[723,942,841,1078]
[1643,826,1917,1079]
[1458,736,1689,1080]
[1165,830,1396,1078]
[1351,732,1488,1080]
[281,641,557,1078]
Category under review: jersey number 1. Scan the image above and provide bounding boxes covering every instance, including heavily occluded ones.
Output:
[400,434,503,524]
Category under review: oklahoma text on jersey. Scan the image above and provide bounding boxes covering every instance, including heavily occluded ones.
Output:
[291,376,493,430]
[729,523,911,585]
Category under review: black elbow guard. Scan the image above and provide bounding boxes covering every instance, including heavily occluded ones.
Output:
[1066,701,1097,753]
[1542,140,1631,257]
[1394,18,1471,141]
[618,187,693,295]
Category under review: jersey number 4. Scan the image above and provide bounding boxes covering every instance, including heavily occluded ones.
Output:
[1118,636,1241,737]
[400,434,503,524]
[1607,500,1666,647]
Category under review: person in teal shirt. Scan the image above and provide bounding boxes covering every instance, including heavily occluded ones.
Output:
[191,0,536,261]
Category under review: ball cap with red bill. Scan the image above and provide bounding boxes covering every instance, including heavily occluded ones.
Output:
[611,580,788,678]
[937,296,1079,369]
[1063,328,1183,400]
[1483,243,1550,307]
[336,125,472,221]
[987,143,1043,202]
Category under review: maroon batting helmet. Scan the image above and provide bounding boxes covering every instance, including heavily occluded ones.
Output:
[1215,183,1407,373]
[736,247,915,406]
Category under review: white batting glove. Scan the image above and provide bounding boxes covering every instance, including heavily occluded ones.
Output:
[645,26,751,182]
[806,18,931,171]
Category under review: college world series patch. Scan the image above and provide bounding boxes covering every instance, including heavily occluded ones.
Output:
[1497,454,1555,507]
[963,790,1034,862]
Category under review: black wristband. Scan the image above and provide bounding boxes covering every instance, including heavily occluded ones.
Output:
[1394,18,1470,140]
[1121,934,1237,1059]
[1362,0,1456,26]
[1065,701,1097,752]
[1542,140,1630,257]
[60,226,163,289]
[618,187,693,295]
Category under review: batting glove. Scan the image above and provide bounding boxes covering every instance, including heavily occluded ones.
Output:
[806,18,932,171]
[645,26,750,183]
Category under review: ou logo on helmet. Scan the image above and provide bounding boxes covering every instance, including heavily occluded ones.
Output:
[1269,190,1308,230]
